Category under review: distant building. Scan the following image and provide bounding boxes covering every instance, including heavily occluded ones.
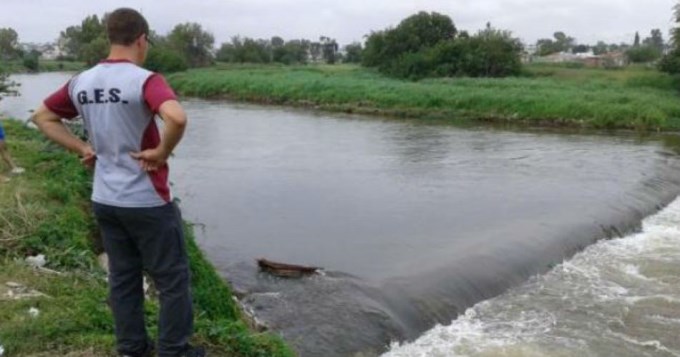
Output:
[600,51,628,68]
[532,51,627,69]
[532,52,579,63]
[18,42,67,60]
[41,44,66,60]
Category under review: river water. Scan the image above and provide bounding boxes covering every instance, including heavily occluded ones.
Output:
[5,73,680,357]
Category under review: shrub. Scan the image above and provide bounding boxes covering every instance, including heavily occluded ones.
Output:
[23,54,39,72]
[375,24,522,80]
[363,13,521,79]
[627,46,661,64]
[363,11,456,69]
[145,46,189,73]
[660,50,680,74]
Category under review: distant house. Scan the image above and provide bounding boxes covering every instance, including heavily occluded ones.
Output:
[582,56,601,68]
[18,42,67,60]
[533,52,580,64]
[532,51,627,69]
[601,51,627,68]
[41,44,66,60]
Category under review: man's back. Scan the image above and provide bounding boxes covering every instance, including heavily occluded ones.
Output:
[69,60,170,207]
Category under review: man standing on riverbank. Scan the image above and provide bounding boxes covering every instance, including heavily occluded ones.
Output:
[31,8,204,357]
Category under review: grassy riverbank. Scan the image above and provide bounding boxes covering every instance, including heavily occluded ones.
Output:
[1,60,86,74]
[167,63,680,130]
[0,120,293,357]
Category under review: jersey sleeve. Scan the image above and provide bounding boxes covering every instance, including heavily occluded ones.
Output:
[143,74,178,114]
[43,82,79,119]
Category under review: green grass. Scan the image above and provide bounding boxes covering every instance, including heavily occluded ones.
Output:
[0,120,294,357]
[167,63,680,130]
[38,60,87,73]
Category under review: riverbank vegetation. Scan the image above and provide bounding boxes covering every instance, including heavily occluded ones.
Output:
[168,62,680,130]
[0,60,85,74]
[0,120,293,357]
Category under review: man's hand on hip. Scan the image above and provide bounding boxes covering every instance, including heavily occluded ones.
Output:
[130,147,168,172]
[80,145,97,169]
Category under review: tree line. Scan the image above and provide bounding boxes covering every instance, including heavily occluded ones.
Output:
[3,6,680,81]
[0,10,524,79]
[52,14,361,71]
[215,36,361,65]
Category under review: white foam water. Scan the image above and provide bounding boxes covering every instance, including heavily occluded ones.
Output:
[384,197,680,357]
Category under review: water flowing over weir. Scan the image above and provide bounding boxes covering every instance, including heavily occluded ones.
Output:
[384,197,680,357]
[6,74,680,357]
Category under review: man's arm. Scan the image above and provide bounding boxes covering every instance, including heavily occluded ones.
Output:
[130,100,187,171]
[32,105,95,166]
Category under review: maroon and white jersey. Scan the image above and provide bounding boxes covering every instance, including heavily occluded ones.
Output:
[44,59,178,208]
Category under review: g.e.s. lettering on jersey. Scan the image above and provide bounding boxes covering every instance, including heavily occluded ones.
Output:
[76,88,129,105]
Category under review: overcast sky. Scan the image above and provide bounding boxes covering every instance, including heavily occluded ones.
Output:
[1,0,676,47]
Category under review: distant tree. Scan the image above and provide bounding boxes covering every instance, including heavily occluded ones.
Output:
[572,44,590,53]
[217,36,270,63]
[673,3,680,49]
[271,36,284,48]
[396,12,457,49]
[343,42,363,63]
[627,45,661,63]
[269,37,310,64]
[320,36,339,64]
[363,11,456,68]
[536,31,575,56]
[168,23,215,67]
[553,31,575,50]
[270,36,285,62]
[309,42,322,62]
[593,41,609,55]
[455,24,522,77]
[662,3,680,73]
[379,22,521,79]
[279,39,309,64]
[80,36,109,66]
[59,25,81,59]
[627,29,664,64]
[145,44,188,73]
[0,28,20,60]
[613,43,632,53]
[216,41,235,62]
[643,29,664,53]
[536,38,559,56]
[58,14,108,65]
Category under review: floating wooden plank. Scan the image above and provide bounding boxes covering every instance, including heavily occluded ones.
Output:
[257,258,320,278]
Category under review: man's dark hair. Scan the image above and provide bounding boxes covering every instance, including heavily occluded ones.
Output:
[106,8,150,46]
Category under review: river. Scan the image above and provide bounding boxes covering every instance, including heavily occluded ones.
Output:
[4,72,680,357]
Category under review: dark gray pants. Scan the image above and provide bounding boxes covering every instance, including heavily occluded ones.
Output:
[93,202,193,357]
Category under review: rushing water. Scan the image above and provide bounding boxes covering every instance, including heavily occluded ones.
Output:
[5,73,680,357]
[384,197,680,357]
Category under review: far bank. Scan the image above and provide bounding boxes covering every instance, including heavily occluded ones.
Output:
[167,63,680,131]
